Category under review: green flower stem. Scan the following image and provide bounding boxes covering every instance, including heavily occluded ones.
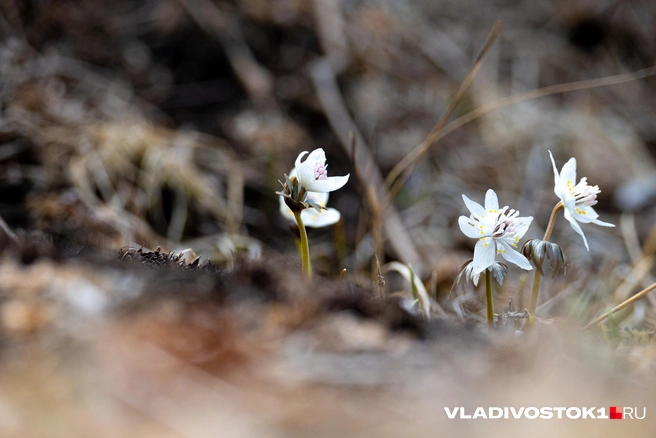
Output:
[486,268,494,327]
[527,201,564,326]
[527,267,542,326]
[293,211,312,278]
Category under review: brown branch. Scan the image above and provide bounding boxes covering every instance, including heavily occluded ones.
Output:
[308,59,424,272]
[385,20,502,200]
[583,282,656,330]
[177,0,275,108]
[387,64,656,199]
[0,213,17,245]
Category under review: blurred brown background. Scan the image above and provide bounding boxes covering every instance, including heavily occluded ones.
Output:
[1,0,656,436]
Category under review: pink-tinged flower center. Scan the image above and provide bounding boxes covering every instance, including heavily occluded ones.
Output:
[568,177,600,207]
[493,209,519,237]
[313,161,328,180]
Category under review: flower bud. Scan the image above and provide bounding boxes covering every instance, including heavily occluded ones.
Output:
[521,239,568,278]
[451,259,508,294]
[277,174,317,214]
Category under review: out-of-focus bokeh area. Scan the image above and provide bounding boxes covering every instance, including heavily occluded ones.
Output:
[2,0,656,436]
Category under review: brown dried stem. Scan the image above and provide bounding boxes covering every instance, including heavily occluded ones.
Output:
[583,283,656,330]
[385,20,503,202]
[386,64,656,201]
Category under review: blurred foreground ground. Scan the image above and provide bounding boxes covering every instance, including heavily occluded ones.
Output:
[1,0,656,436]
[1,251,656,437]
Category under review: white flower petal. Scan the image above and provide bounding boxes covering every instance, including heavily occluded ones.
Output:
[458,216,485,238]
[279,195,295,221]
[548,150,566,200]
[564,208,589,251]
[294,151,309,170]
[572,205,597,223]
[513,216,533,239]
[462,194,486,218]
[303,174,349,193]
[562,194,576,212]
[484,189,499,212]
[305,190,329,206]
[301,207,341,228]
[497,241,532,270]
[589,217,615,227]
[472,239,496,274]
[287,168,331,204]
[464,264,482,286]
[295,152,315,186]
[560,157,577,188]
[280,195,341,228]
[548,150,560,182]
[280,168,332,226]
[306,148,327,165]
[572,206,614,228]
[471,270,481,286]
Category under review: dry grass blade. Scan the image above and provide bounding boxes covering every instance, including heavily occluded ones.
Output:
[0,213,17,244]
[176,0,275,107]
[387,65,656,199]
[583,282,656,329]
[349,131,377,261]
[309,58,424,271]
[384,20,502,201]
[612,256,654,303]
[374,254,385,298]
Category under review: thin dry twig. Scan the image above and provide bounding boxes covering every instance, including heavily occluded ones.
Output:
[620,213,642,265]
[374,254,385,298]
[583,282,656,329]
[176,0,276,107]
[350,131,370,253]
[311,0,350,72]
[384,20,502,201]
[308,58,424,272]
[613,256,654,303]
[349,132,385,272]
[387,65,656,199]
[0,213,17,244]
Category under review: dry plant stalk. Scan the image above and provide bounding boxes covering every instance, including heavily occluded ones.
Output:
[584,220,656,329]
[309,59,423,270]
[386,65,656,201]
[349,132,384,268]
[584,282,656,329]
[384,20,503,202]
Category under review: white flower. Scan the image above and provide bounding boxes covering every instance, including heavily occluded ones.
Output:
[295,148,349,193]
[458,189,533,276]
[279,168,341,227]
[549,151,614,250]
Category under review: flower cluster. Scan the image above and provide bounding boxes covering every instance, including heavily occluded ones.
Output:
[275,146,616,327]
